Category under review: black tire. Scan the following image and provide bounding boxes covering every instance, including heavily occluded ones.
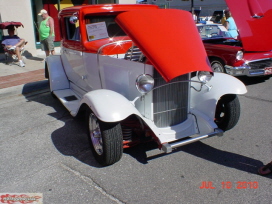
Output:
[87,110,123,166]
[215,94,240,131]
[210,59,225,73]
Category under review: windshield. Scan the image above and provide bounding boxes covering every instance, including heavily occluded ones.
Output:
[197,24,228,39]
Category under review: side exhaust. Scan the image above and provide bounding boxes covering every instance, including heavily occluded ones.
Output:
[161,128,224,153]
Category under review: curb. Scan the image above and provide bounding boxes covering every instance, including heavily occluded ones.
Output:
[0,80,50,98]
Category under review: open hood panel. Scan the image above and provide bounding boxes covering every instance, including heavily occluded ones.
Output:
[226,0,272,52]
[115,9,212,82]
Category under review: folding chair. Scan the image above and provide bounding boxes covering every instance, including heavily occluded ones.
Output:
[0,21,27,65]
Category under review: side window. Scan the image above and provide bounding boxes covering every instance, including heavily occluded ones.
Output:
[64,17,80,41]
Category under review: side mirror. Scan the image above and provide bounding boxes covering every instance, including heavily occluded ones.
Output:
[69,16,78,24]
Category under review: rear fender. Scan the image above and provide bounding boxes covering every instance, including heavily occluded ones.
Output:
[190,72,247,119]
[45,55,69,92]
[81,89,141,122]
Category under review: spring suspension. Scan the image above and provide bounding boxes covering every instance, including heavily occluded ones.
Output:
[122,126,132,141]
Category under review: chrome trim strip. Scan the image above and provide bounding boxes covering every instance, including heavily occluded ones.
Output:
[245,57,272,63]
[225,65,249,70]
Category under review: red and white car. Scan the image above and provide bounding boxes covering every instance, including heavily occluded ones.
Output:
[199,0,272,77]
[45,4,246,166]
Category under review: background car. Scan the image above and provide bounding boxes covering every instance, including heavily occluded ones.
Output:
[197,0,272,77]
[197,23,243,73]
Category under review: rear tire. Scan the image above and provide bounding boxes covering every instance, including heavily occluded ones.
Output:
[215,94,240,131]
[87,110,123,166]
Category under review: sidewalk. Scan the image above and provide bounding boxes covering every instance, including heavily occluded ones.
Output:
[0,51,57,97]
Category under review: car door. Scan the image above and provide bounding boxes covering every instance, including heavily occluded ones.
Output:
[61,16,89,93]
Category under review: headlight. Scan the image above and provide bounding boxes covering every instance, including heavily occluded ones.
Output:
[236,51,243,60]
[197,71,213,83]
[136,74,154,94]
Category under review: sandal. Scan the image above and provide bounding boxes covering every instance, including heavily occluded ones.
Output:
[258,162,272,175]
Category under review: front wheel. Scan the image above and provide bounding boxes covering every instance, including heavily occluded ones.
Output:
[87,111,123,166]
[210,59,225,73]
[215,94,240,131]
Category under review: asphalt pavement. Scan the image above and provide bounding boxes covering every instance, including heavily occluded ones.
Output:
[0,74,271,203]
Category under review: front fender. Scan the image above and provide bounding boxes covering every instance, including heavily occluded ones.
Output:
[191,72,247,119]
[81,89,141,122]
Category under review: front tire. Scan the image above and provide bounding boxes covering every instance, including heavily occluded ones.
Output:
[215,94,240,131]
[87,111,123,166]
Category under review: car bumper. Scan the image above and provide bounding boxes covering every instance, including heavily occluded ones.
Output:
[225,65,272,77]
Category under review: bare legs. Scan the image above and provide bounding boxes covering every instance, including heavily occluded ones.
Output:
[45,50,55,57]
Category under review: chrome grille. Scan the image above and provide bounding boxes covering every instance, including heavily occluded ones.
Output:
[153,70,189,128]
[124,46,144,62]
[248,58,272,70]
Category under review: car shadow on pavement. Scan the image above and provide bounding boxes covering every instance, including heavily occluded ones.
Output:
[123,141,159,164]
[22,82,104,168]
[144,141,271,178]
[49,115,103,168]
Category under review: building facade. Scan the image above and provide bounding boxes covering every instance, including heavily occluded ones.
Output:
[149,0,226,16]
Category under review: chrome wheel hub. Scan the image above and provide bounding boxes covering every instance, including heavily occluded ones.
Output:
[89,113,103,155]
[212,62,223,72]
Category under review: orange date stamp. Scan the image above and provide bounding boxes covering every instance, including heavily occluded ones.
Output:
[199,181,259,189]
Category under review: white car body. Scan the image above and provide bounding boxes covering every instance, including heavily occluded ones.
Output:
[45,4,247,165]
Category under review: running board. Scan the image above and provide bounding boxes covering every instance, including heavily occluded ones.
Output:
[53,89,80,116]
[161,128,224,153]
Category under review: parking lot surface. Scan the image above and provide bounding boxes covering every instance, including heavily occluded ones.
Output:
[0,75,271,203]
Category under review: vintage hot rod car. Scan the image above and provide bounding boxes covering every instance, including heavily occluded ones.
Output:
[45,4,247,166]
[198,0,272,77]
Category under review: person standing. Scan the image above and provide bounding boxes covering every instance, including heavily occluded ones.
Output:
[223,9,238,39]
[38,9,55,56]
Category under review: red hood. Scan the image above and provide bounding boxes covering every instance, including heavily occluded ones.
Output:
[226,0,272,52]
[115,9,211,82]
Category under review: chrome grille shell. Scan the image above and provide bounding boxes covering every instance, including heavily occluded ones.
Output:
[153,70,189,128]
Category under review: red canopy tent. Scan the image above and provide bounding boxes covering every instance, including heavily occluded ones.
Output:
[0,22,24,29]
